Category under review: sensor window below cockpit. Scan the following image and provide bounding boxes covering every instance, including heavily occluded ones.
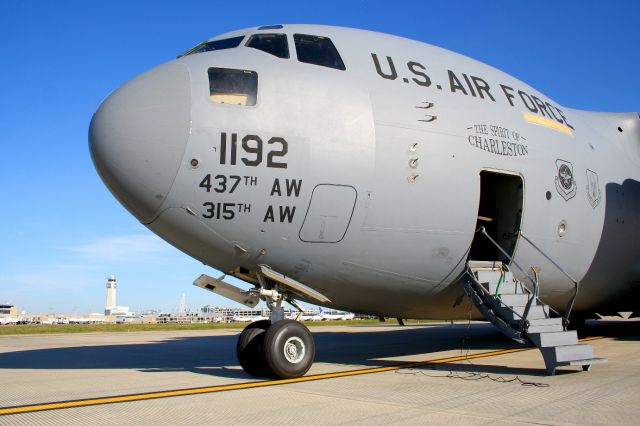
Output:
[246,34,289,58]
[208,68,258,106]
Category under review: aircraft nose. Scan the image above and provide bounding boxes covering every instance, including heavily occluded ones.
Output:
[89,62,191,223]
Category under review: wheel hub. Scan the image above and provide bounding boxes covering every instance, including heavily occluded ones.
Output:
[283,336,305,364]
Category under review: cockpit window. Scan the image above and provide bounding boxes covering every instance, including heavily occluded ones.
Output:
[208,67,258,106]
[245,34,289,59]
[178,36,245,58]
[293,34,345,70]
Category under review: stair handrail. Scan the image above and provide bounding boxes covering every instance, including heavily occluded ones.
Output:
[519,266,539,327]
[472,228,571,327]
[474,227,538,287]
[474,227,578,326]
[472,227,541,327]
[464,263,529,331]
[517,231,579,325]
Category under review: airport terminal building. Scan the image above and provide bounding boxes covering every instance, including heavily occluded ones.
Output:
[0,304,17,317]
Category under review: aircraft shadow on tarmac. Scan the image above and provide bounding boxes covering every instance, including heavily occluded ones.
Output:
[0,321,636,380]
[584,319,640,342]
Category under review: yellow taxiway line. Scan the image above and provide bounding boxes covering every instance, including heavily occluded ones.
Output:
[0,336,603,416]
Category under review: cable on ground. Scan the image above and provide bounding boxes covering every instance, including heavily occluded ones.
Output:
[395,296,549,387]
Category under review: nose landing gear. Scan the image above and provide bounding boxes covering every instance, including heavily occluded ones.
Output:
[199,264,330,379]
[238,319,315,379]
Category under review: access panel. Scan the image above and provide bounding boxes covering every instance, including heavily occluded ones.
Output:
[299,184,357,243]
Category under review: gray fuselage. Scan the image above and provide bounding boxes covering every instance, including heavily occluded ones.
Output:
[89,25,640,319]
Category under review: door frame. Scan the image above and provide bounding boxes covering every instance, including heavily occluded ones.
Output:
[468,168,525,264]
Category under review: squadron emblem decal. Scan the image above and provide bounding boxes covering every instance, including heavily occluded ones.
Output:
[585,169,601,208]
[555,159,577,201]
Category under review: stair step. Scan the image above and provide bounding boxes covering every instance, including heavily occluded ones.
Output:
[526,317,564,333]
[499,304,549,321]
[468,260,504,270]
[467,260,606,376]
[499,293,532,306]
[568,358,608,368]
[481,279,526,295]
[475,270,503,285]
[528,330,578,347]
[543,356,608,375]
[527,323,565,333]
[474,268,510,279]
[528,317,563,327]
[543,343,594,363]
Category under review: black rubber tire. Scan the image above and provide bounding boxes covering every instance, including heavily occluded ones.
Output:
[236,320,271,377]
[263,319,315,379]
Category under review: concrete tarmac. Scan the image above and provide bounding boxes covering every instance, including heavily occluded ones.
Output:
[0,320,639,425]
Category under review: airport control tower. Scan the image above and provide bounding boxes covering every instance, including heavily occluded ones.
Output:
[105,275,117,315]
[104,275,130,316]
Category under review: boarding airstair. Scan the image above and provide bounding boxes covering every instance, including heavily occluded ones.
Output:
[462,228,607,375]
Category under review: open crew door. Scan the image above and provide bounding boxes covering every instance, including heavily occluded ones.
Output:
[469,171,524,263]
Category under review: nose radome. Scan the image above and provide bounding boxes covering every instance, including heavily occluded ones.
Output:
[89,62,191,223]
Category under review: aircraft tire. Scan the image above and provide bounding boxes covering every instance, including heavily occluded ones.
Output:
[236,319,271,377]
[263,319,315,379]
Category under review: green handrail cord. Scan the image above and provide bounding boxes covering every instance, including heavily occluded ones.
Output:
[493,268,505,299]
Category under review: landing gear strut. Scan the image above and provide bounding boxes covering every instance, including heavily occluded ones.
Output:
[233,265,329,379]
[194,268,323,379]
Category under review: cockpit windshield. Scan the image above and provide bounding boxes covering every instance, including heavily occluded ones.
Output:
[245,34,289,59]
[177,36,245,58]
[294,34,345,70]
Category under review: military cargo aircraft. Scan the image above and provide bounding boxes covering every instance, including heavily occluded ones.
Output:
[89,24,638,378]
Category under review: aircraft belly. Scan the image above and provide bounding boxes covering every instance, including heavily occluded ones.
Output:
[293,267,477,320]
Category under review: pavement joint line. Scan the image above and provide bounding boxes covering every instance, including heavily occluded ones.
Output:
[0,335,604,416]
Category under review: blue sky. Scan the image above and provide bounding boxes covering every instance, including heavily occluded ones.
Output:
[1,0,638,314]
